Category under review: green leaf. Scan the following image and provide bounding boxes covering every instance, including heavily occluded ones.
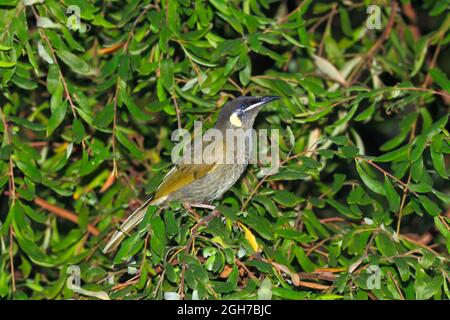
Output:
[380,112,417,151]
[15,160,42,182]
[0,44,12,51]
[429,68,450,92]
[72,118,86,143]
[36,16,60,29]
[116,129,143,159]
[430,149,447,179]
[412,38,428,76]
[331,173,346,194]
[0,60,16,68]
[160,59,174,91]
[243,212,273,241]
[120,86,153,121]
[326,198,360,219]
[354,101,375,121]
[92,103,114,128]
[150,215,166,261]
[47,101,68,136]
[114,233,144,264]
[47,64,60,94]
[434,217,450,239]
[0,145,12,160]
[355,161,385,196]
[339,145,359,158]
[384,176,400,212]
[118,54,130,81]
[272,287,309,300]
[410,135,427,162]
[9,116,45,131]
[376,145,408,162]
[418,195,441,216]
[303,209,330,237]
[56,50,90,74]
[432,189,450,203]
[272,190,303,207]
[293,246,316,272]
[375,233,397,257]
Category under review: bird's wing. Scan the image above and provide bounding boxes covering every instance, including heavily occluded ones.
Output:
[153,162,218,201]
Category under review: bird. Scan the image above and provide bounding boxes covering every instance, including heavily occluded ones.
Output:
[103,96,280,253]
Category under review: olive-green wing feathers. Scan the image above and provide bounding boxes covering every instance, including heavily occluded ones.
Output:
[153,163,217,201]
[104,138,220,253]
[103,163,218,253]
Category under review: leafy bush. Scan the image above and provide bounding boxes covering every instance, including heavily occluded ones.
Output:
[0,0,449,300]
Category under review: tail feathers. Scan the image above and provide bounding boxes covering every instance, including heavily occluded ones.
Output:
[103,198,153,254]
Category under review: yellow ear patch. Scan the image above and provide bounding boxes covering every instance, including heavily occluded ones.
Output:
[229,113,242,127]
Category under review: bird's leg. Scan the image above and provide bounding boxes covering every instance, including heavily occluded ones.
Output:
[185,209,221,254]
[183,202,221,242]
[183,203,218,219]
[183,203,201,219]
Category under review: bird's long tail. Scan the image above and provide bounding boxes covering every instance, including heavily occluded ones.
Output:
[103,197,154,254]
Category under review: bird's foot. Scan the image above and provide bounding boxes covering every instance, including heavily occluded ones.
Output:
[183,202,221,231]
[183,202,217,218]
[189,203,216,211]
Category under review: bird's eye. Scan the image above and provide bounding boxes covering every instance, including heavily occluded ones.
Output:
[239,104,245,110]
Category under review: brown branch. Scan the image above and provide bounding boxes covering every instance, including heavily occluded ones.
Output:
[359,158,419,198]
[366,1,398,59]
[171,92,182,131]
[348,1,399,86]
[9,226,16,293]
[295,280,330,291]
[397,26,445,235]
[236,259,258,281]
[318,4,337,57]
[388,271,405,300]
[34,197,100,236]
[319,217,346,224]
[402,3,420,41]
[228,78,244,95]
[111,274,140,291]
[111,79,120,177]
[178,264,186,299]
[298,272,336,282]
[263,0,310,34]
[399,87,450,99]
[31,6,78,120]
[185,210,221,254]
[1,108,17,293]
[422,42,442,91]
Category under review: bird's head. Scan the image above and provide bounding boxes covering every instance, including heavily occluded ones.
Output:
[215,96,280,130]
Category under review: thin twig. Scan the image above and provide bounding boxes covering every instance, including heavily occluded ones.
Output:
[318,4,337,57]
[31,6,78,119]
[1,108,17,293]
[185,210,221,254]
[358,158,419,198]
[34,197,100,236]
[171,91,182,130]
[348,1,398,85]
[9,226,15,293]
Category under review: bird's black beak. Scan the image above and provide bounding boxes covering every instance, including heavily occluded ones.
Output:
[244,96,280,112]
[260,96,280,104]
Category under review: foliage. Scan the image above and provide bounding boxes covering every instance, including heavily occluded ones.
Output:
[0,0,449,300]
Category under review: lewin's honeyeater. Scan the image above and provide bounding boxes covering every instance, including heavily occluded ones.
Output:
[103,96,279,253]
